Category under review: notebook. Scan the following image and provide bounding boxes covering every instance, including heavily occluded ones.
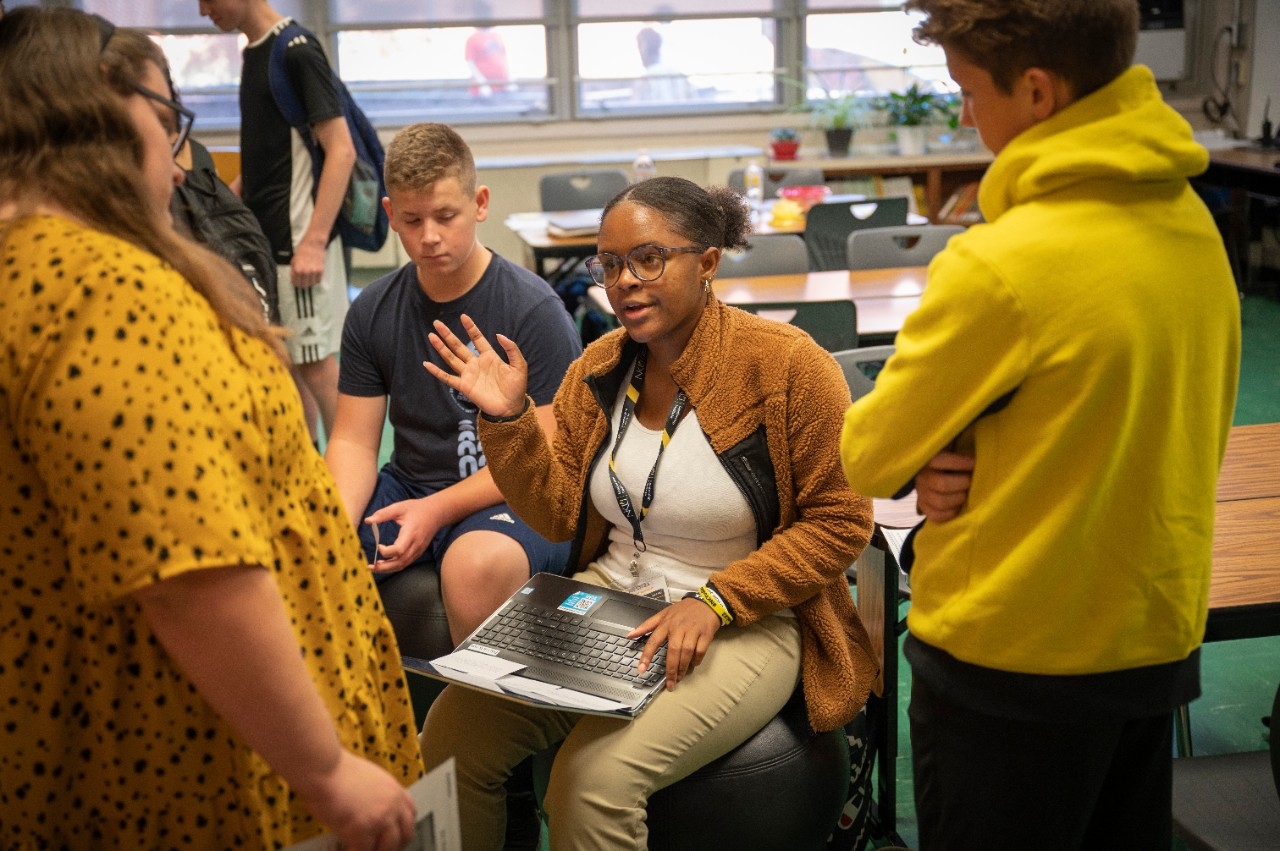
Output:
[402,573,670,718]
[545,208,603,238]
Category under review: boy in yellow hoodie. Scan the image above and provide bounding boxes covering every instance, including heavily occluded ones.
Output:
[840,1,1241,848]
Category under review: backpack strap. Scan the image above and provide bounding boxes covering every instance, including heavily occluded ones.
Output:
[266,19,325,188]
[266,19,313,133]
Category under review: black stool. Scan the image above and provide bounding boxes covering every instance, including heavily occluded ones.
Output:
[534,686,851,851]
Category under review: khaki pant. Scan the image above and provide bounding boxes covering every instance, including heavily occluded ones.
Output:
[419,566,802,851]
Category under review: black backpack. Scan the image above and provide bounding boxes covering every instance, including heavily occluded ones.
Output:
[171,139,280,323]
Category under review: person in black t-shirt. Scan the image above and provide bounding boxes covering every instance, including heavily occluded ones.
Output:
[200,0,355,446]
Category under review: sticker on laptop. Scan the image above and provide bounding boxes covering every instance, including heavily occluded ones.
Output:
[559,590,603,614]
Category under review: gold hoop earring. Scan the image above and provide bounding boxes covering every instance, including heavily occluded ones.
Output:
[703,278,712,294]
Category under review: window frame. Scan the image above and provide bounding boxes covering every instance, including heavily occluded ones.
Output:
[65,1,953,133]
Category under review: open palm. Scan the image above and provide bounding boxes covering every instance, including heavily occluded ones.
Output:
[423,314,529,418]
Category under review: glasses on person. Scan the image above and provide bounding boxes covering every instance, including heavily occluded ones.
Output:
[129,82,196,157]
[584,244,705,289]
[93,15,196,158]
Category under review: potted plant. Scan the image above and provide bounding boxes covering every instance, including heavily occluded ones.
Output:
[806,92,870,157]
[769,127,800,161]
[876,83,958,156]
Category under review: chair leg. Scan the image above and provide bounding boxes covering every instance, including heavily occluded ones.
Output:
[1175,703,1193,757]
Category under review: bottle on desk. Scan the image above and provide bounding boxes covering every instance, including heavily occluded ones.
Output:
[632,149,656,183]
[744,159,765,219]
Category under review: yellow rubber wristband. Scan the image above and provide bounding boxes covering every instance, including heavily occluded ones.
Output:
[695,584,733,626]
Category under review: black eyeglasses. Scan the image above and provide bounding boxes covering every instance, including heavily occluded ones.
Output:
[585,244,705,289]
[93,14,195,158]
[130,82,196,157]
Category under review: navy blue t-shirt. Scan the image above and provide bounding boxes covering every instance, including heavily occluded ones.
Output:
[339,252,582,491]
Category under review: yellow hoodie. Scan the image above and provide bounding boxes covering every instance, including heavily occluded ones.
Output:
[841,66,1240,678]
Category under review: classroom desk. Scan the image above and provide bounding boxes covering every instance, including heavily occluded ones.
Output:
[1203,146,1280,197]
[504,201,928,287]
[860,422,1280,762]
[1204,421,1280,642]
[862,422,1280,643]
[1199,147,1280,287]
[503,212,599,286]
[584,266,927,341]
[789,149,993,222]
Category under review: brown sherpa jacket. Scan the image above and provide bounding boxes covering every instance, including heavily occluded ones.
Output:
[478,295,878,732]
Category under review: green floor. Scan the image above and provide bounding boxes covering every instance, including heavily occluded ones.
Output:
[884,292,1280,850]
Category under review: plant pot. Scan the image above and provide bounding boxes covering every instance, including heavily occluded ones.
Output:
[893,125,927,157]
[770,140,800,161]
[824,127,853,157]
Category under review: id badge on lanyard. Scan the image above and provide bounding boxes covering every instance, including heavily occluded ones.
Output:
[608,349,687,602]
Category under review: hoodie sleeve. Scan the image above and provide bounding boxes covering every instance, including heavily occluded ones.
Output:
[841,239,1031,497]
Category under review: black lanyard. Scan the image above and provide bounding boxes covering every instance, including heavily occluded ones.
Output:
[607,348,689,577]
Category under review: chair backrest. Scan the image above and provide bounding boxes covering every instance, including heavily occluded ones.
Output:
[846,224,965,271]
[718,234,810,278]
[737,299,857,352]
[804,197,910,272]
[830,344,896,401]
[728,166,826,199]
[538,169,629,212]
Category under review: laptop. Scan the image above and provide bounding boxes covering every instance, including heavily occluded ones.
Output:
[402,573,670,718]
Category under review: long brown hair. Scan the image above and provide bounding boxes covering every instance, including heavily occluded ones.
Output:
[0,7,286,361]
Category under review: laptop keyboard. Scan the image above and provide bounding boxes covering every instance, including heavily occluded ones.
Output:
[475,603,667,685]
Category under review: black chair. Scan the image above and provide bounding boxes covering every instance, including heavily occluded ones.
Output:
[538,169,629,212]
[719,234,810,277]
[533,685,855,851]
[380,568,453,726]
[1172,680,1280,850]
[738,299,858,352]
[846,224,964,271]
[804,197,910,272]
[834,343,912,847]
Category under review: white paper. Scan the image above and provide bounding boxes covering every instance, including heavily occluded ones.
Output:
[286,758,461,851]
[432,648,525,679]
[879,526,911,566]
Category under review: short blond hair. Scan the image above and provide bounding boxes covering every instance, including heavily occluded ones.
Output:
[384,123,477,196]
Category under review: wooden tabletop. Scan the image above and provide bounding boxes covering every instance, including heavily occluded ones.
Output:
[583,266,927,340]
[1208,421,1280,618]
[1215,421,1280,502]
[1207,146,1280,174]
[867,422,1280,634]
[714,267,927,303]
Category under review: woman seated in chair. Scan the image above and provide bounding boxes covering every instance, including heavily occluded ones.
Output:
[420,175,877,849]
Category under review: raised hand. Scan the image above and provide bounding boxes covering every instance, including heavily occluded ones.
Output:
[423,314,529,419]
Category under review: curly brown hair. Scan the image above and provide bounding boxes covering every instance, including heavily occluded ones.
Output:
[601,176,751,253]
[904,0,1139,98]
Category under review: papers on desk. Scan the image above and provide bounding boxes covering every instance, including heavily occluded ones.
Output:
[285,758,461,851]
[546,208,603,237]
[878,526,914,576]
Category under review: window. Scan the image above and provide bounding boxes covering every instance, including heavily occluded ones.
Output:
[56,2,954,132]
[805,10,951,101]
[576,18,778,116]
